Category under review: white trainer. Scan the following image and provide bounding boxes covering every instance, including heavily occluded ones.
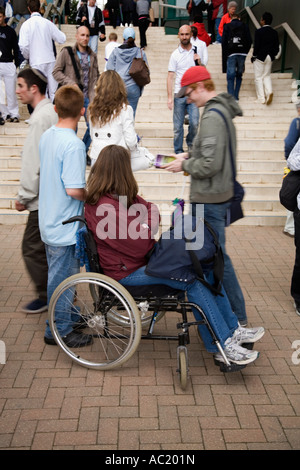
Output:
[215,339,259,365]
[232,325,265,345]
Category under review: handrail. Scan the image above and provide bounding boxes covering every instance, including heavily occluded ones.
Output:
[158,0,188,27]
[7,0,66,33]
[243,6,300,80]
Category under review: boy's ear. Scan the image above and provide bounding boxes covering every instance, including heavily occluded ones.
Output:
[80,107,85,117]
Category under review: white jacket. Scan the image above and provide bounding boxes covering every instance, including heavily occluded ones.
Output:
[19,13,66,66]
[90,104,138,161]
[89,104,154,171]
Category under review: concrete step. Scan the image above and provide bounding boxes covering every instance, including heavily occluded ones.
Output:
[0,24,294,227]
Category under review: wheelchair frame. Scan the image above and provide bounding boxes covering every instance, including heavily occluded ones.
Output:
[47,216,248,390]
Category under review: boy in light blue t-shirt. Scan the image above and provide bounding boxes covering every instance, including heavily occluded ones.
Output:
[39,85,92,347]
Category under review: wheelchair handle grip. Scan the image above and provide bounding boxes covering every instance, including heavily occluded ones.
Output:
[62,215,87,226]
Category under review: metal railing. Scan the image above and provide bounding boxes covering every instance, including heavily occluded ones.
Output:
[243,6,300,80]
[7,0,67,34]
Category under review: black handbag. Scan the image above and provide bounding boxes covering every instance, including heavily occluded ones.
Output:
[129,49,151,87]
[279,170,300,212]
[209,108,245,226]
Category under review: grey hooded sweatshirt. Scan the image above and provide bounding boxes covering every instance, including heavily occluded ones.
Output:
[182,92,243,204]
[106,44,148,89]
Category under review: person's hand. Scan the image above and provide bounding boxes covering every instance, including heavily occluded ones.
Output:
[193,53,201,65]
[167,98,173,111]
[162,153,188,173]
[82,16,87,22]
[15,201,27,211]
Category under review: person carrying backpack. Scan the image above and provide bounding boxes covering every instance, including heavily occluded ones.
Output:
[222,13,252,101]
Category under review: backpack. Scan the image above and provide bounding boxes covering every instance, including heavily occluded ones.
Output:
[227,24,246,54]
[145,214,224,296]
[279,170,300,212]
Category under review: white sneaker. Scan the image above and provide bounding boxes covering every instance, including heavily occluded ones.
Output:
[232,325,265,345]
[215,338,259,365]
[254,99,266,104]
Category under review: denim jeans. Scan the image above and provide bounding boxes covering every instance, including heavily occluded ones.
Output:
[194,202,247,324]
[89,35,98,54]
[173,97,199,154]
[83,96,91,154]
[44,244,81,339]
[126,83,142,118]
[215,18,222,43]
[120,267,238,353]
[226,55,246,101]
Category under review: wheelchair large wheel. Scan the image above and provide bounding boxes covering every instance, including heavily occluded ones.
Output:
[48,272,142,370]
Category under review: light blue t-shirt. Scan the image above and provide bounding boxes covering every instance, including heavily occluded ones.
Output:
[39,126,86,246]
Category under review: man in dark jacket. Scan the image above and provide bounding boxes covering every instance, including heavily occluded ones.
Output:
[76,0,106,53]
[222,14,252,101]
[251,11,279,105]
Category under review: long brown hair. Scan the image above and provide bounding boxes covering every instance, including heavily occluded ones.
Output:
[86,145,138,206]
[88,70,128,127]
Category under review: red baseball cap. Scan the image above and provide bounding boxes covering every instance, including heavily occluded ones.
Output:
[176,66,211,98]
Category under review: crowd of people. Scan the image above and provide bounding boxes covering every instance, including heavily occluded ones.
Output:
[1,0,299,367]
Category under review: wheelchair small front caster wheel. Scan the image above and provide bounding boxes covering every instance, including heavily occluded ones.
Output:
[177,347,188,390]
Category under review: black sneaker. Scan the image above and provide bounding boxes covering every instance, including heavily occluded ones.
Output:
[0,116,5,125]
[22,298,48,313]
[5,114,11,121]
[44,330,93,347]
[86,155,91,166]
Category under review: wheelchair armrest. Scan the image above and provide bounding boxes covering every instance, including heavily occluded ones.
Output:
[62,215,87,226]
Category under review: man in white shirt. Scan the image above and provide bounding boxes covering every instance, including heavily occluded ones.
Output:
[167,25,200,154]
[18,0,66,102]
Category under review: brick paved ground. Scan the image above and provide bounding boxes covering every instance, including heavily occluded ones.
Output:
[0,223,300,450]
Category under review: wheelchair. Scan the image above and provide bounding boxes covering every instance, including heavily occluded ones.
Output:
[48,216,251,390]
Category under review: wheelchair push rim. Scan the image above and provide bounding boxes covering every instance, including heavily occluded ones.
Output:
[48,272,142,370]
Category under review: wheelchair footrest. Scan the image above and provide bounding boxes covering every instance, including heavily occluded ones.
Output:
[213,358,247,372]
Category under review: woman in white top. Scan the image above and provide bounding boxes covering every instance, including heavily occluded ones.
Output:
[88,70,153,170]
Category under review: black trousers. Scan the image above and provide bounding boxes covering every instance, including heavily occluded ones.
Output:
[291,208,300,304]
[138,17,149,48]
[22,210,48,302]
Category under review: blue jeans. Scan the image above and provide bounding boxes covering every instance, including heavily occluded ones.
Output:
[194,202,247,324]
[227,55,246,101]
[215,18,222,43]
[83,96,91,154]
[44,244,81,339]
[120,267,238,353]
[173,97,199,154]
[126,83,142,118]
[89,35,98,53]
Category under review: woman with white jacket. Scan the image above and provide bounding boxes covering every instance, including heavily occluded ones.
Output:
[88,70,154,170]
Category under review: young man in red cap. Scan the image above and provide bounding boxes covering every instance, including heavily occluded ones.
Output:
[164,65,248,327]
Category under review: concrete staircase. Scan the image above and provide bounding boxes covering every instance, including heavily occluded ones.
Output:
[0,24,297,225]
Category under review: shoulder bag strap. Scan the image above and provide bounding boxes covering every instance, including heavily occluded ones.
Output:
[65,46,82,85]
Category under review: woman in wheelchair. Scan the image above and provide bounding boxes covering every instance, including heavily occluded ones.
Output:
[85,145,265,366]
